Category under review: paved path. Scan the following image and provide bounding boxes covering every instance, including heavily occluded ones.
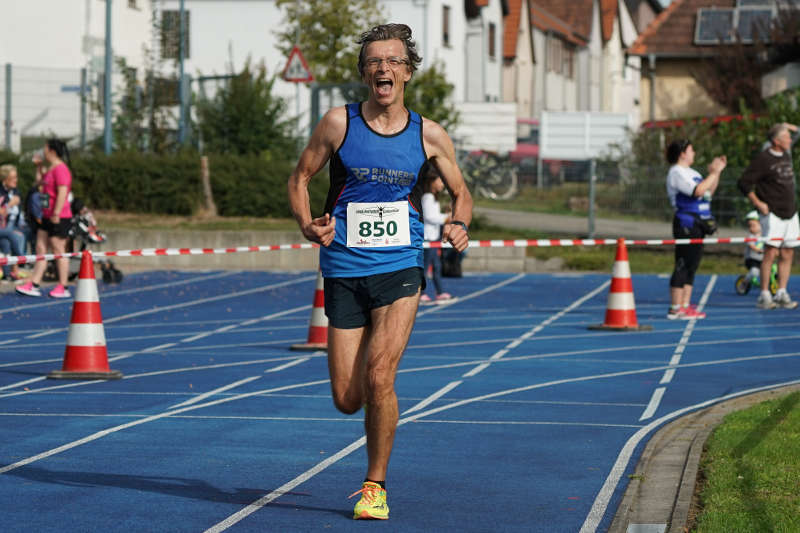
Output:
[475,206,741,240]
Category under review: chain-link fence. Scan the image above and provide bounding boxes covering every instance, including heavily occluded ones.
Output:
[470,156,762,229]
[1,64,93,153]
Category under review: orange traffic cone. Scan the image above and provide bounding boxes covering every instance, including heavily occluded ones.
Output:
[290,270,328,351]
[589,238,652,331]
[48,250,123,379]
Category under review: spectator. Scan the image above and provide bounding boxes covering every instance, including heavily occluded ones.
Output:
[665,139,727,319]
[420,165,453,304]
[16,139,74,298]
[23,168,44,254]
[743,210,764,287]
[738,123,800,309]
[0,164,27,283]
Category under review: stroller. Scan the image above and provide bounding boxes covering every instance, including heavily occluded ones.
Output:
[45,198,123,284]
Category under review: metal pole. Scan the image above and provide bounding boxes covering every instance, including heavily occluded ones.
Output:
[104,0,113,154]
[4,63,11,150]
[588,159,597,238]
[648,54,656,123]
[178,0,186,146]
[80,68,87,148]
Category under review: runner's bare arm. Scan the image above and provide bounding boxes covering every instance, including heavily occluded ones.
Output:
[422,118,473,252]
[288,107,347,247]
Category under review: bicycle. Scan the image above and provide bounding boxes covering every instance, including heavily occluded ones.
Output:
[735,262,778,296]
[456,149,518,200]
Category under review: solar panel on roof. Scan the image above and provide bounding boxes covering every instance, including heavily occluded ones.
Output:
[737,8,773,41]
[737,0,773,6]
[695,8,735,44]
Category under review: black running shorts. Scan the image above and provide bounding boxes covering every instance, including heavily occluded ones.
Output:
[324,267,425,329]
[41,218,72,239]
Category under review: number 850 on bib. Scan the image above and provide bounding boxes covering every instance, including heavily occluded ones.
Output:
[346,201,411,248]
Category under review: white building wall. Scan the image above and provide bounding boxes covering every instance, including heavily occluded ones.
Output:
[503,0,534,118]
[0,0,151,149]
[587,1,603,112]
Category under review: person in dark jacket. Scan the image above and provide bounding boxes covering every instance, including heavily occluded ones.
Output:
[738,123,800,309]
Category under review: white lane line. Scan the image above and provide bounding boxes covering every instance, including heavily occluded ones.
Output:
[264,357,311,373]
[169,376,262,409]
[402,380,463,415]
[207,365,800,532]
[0,377,333,475]
[0,376,46,391]
[639,275,717,420]
[203,436,368,533]
[416,273,526,316]
[3,345,800,521]
[0,413,644,428]
[0,353,325,399]
[2,274,315,345]
[461,279,610,379]
[411,280,610,419]
[580,377,800,533]
[639,387,665,421]
[0,271,240,315]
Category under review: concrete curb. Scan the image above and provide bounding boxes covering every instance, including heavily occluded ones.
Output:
[609,383,800,533]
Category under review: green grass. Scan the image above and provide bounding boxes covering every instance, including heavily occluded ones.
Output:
[692,392,800,533]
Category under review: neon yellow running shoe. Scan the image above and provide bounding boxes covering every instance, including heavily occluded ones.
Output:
[349,481,389,520]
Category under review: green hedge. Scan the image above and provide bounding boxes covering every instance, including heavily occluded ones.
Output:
[0,149,331,218]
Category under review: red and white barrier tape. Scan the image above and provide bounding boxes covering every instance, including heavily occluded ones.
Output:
[0,236,789,267]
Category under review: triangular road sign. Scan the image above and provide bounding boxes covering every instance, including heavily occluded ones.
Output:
[283,45,314,83]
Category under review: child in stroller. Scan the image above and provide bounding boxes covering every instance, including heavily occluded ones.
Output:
[44,198,123,283]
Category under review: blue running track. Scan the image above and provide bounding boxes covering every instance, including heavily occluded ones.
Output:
[1,270,799,532]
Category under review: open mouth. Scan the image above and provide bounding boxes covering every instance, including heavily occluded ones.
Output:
[375,79,393,96]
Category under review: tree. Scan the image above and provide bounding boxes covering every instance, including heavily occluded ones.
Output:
[195,59,299,155]
[275,2,459,129]
[691,2,800,112]
[274,0,383,84]
[403,61,460,131]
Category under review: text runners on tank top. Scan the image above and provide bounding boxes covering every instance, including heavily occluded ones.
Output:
[320,103,428,278]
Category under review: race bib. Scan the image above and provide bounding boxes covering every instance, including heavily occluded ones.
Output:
[346,201,411,248]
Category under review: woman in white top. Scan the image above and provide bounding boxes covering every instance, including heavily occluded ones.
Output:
[665,139,726,319]
[421,169,452,303]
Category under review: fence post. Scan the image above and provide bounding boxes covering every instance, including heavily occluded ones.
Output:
[4,63,11,150]
[104,0,113,155]
[588,159,597,238]
[80,67,87,148]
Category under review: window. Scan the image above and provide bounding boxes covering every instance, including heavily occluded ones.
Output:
[562,44,574,79]
[546,36,562,73]
[128,0,138,8]
[488,23,496,60]
[161,10,191,60]
[443,5,450,47]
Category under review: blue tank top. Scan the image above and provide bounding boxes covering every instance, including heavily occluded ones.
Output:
[675,183,712,229]
[320,103,428,278]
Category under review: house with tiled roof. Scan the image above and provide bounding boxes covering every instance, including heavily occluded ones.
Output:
[624,0,664,33]
[626,0,769,121]
[503,0,641,122]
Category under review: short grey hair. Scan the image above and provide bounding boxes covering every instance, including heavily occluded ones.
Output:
[768,123,790,143]
[356,23,422,78]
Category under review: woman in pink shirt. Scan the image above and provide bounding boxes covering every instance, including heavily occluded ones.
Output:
[16,139,73,298]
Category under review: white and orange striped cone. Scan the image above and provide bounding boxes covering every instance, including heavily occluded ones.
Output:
[48,250,123,379]
[290,269,328,351]
[589,238,652,331]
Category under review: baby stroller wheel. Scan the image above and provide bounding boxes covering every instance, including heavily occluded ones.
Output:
[735,275,751,295]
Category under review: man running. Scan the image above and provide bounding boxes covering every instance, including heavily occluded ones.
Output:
[287,23,472,520]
